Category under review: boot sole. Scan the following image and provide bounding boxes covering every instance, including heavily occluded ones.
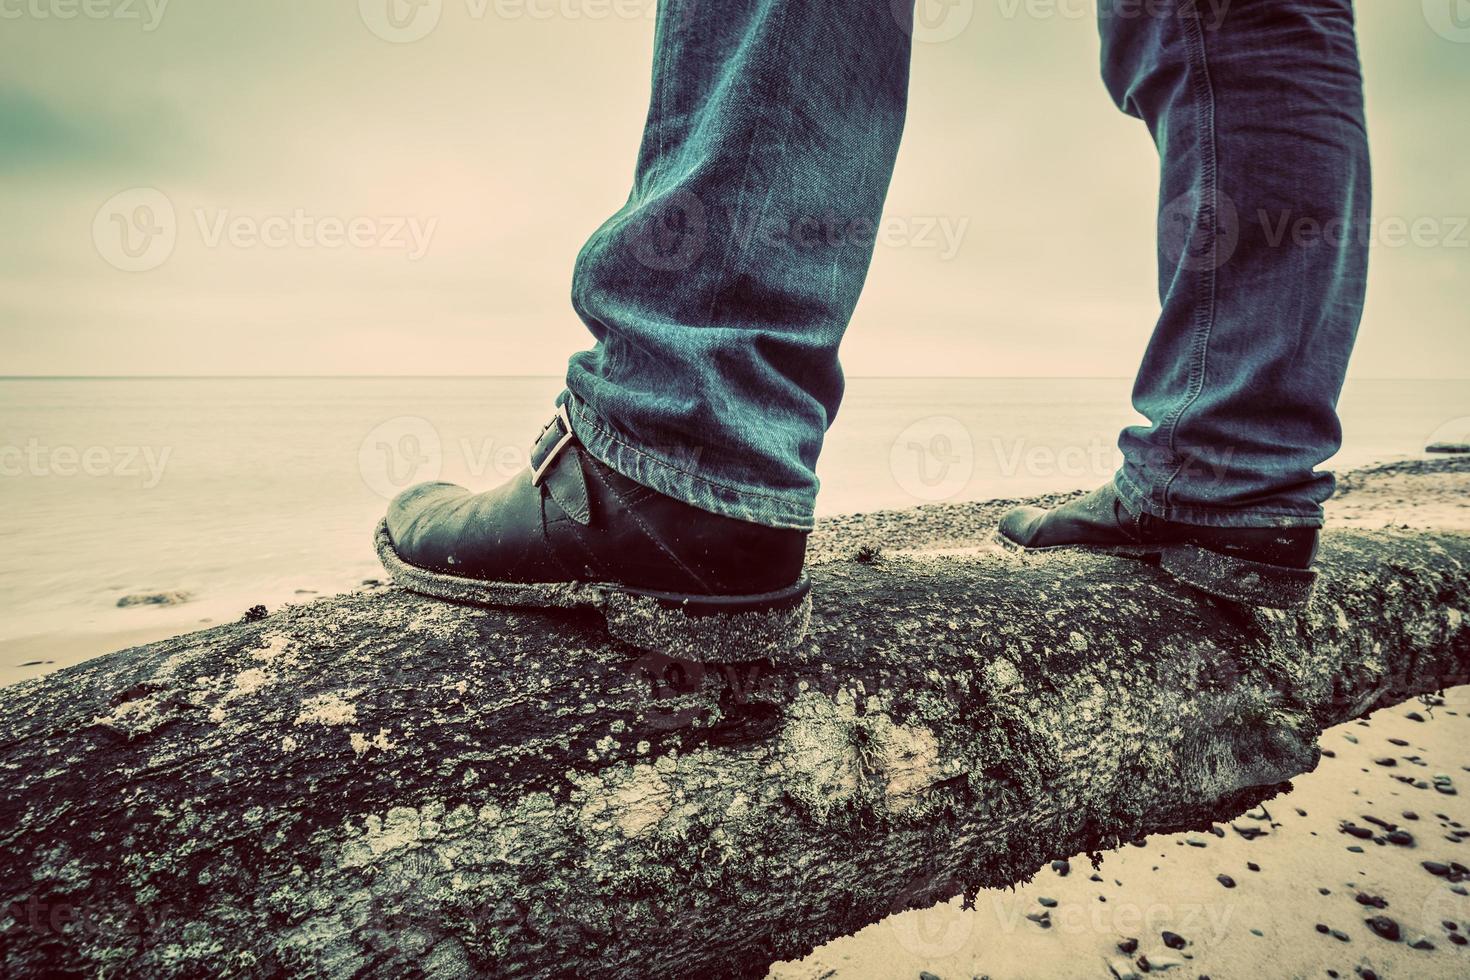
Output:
[374,520,811,659]
[993,530,1317,609]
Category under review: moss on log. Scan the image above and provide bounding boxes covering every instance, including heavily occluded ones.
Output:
[1,519,1468,978]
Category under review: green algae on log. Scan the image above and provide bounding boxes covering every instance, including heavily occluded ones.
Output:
[1,528,1468,978]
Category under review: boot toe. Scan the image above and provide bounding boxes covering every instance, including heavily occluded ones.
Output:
[996,505,1048,549]
[386,482,471,559]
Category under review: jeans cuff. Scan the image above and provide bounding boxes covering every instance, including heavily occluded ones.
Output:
[560,391,817,531]
[1113,466,1325,529]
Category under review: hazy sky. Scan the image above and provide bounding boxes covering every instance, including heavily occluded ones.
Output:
[2,1,1467,377]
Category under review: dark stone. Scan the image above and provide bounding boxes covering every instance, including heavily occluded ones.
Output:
[1364,916,1400,942]
[1037,897,1057,908]
[1247,862,1260,872]
[1117,937,1139,954]
[1424,861,1452,877]
[1216,874,1235,889]
[1162,930,1187,950]
[1315,923,1329,934]
[1341,823,1373,839]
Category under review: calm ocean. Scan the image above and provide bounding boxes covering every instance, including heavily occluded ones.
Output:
[1,376,1465,683]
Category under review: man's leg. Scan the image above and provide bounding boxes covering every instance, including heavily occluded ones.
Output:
[998,0,1369,607]
[564,0,915,531]
[379,0,914,653]
[1104,0,1370,525]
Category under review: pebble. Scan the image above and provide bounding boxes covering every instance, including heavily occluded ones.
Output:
[1386,829,1414,846]
[1216,874,1235,889]
[1450,932,1468,946]
[1354,893,1387,909]
[1037,897,1057,908]
[1315,923,1330,934]
[919,973,941,980]
[1341,823,1373,839]
[1161,931,1187,950]
[1423,860,1452,877]
[1347,845,1364,853]
[1117,937,1139,954]
[1408,936,1436,950]
[1331,929,1350,942]
[1407,711,1426,722]
[1403,811,1419,820]
[1051,859,1070,876]
[1373,757,1397,767]
[1025,910,1051,928]
[1246,862,1260,872]
[1364,915,1401,942]
[1388,737,1410,746]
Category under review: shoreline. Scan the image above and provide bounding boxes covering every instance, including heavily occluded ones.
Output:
[4,456,1466,690]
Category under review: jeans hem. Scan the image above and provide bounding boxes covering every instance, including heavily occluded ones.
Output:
[1113,467,1325,529]
[561,392,816,531]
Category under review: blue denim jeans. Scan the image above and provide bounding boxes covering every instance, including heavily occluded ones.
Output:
[564,0,1369,531]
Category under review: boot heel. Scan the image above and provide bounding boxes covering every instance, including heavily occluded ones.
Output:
[603,585,812,661]
[1160,545,1316,609]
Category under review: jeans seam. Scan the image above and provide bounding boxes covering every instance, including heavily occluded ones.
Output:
[567,395,809,510]
[1157,0,1221,517]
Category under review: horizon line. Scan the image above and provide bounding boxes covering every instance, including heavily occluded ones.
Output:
[3,374,1467,382]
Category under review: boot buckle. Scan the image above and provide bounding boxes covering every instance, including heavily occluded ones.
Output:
[530,403,575,487]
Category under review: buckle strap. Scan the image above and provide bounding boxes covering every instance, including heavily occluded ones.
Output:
[530,403,576,487]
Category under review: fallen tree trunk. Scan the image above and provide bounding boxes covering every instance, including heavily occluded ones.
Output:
[2,525,1468,978]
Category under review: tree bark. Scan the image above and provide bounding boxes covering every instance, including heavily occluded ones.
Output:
[1,521,1467,978]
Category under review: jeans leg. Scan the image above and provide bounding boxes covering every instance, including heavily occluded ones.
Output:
[1099,0,1370,528]
[564,0,914,531]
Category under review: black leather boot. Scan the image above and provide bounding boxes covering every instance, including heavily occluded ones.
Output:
[375,404,811,657]
[996,482,1319,608]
